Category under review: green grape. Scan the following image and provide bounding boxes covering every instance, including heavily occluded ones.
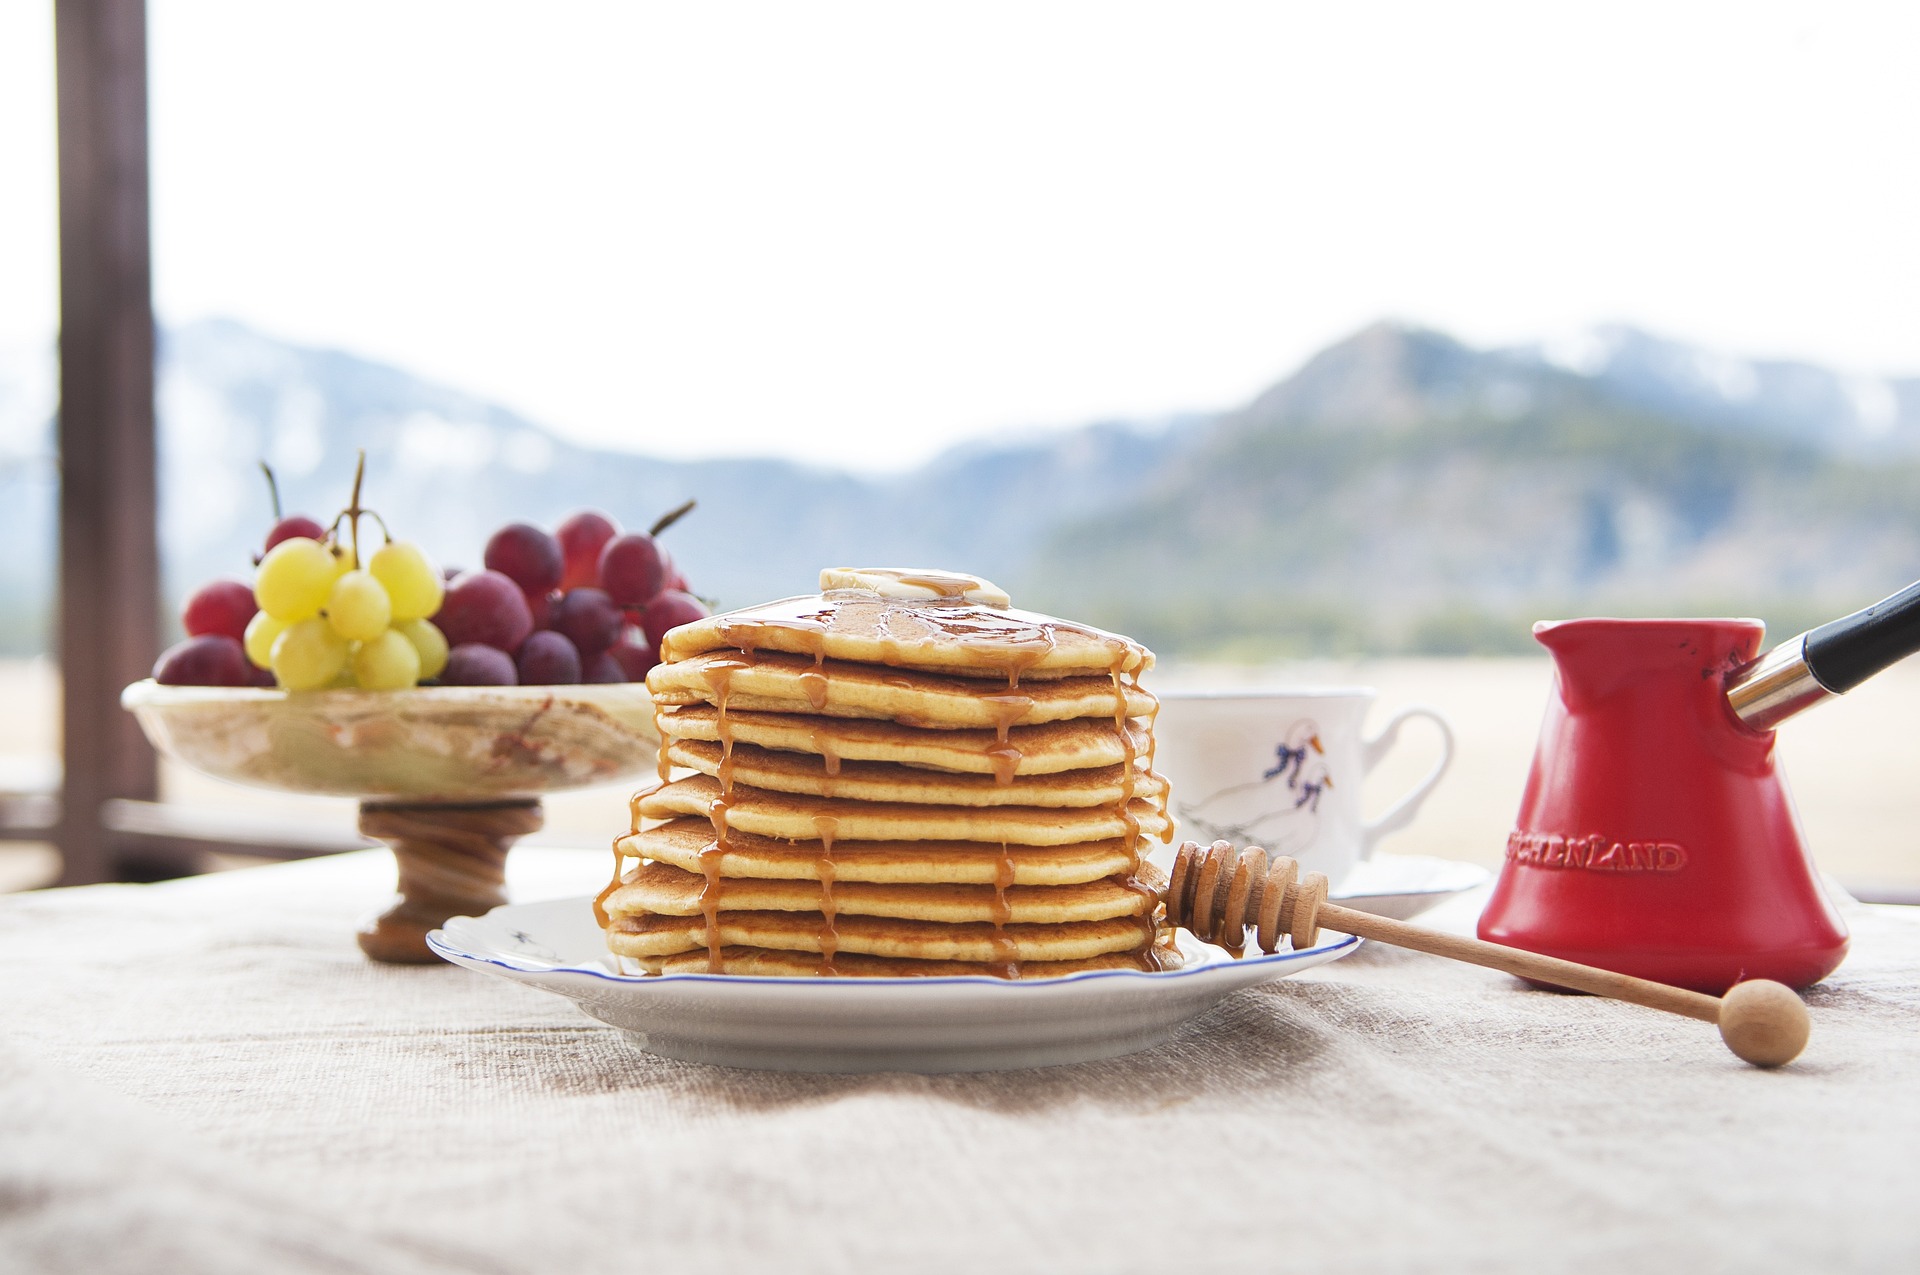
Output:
[371,540,444,621]
[255,538,339,622]
[395,617,449,680]
[270,617,349,690]
[243,611,287,669]
[326,570,392,641]
[353,628,421,690]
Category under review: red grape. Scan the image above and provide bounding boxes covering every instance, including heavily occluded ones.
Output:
[247,662,278,688]
[557,510,620,591]
[516,630,582,685]
[436,570,535,653]
[153,635,253,687]
[663,564,689,594]
[582,651,625,684]
[608,634,660,682]
[641,590,711,651]
[182,579,258,642]
[263,515,326,557]
[599,533,667,607]
[440,643,518,686]
[552,587,622,657]
[484,523,564,595]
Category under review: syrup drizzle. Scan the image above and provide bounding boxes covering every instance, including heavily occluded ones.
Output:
[668,590,1129,685]
[595,786,657,930]
[991,841,1018,979]
[716,729,737,796]
[652,701,671,783]
[593,836,624,930]
[699,795,730,973]
[695,657,751,974]
[814,814,840,975]
[1111,659,1141,879]
[1107,653,1166,953]
[981,693,1035,744]
[986,741,1022,786]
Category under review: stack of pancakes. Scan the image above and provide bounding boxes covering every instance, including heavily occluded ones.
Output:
[597,567,1177,977]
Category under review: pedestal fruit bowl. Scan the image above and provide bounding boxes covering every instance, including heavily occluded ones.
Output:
[123,680,658,961]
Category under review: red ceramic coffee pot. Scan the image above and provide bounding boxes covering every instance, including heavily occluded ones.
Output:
[1480,580,1920,994]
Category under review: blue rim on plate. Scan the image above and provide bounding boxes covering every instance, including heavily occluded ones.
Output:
[425,896,1368,1071]
[426,910,1362,989]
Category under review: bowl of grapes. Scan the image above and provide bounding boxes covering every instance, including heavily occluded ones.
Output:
[123,457,707,962]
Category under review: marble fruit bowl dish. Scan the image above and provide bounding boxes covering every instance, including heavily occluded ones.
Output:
[122,680,661,964]
[122,680,660,802]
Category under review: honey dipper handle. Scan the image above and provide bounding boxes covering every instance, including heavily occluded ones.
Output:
[1316,901,1724,1021]
[1165,841,1808,1064]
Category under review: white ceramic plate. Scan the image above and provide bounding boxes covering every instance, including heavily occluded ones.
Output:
[1331,852,1492,922]
[428,897,1359,1073]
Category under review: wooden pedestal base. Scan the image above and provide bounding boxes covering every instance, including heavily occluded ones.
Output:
[356,799,544,964]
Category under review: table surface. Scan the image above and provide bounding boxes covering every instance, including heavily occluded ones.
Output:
[4,848,1918,1275]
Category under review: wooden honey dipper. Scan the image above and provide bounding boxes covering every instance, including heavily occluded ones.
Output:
[1165,840,1811,1067]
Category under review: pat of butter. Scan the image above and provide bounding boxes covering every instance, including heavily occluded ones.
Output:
[819,567,1010,608]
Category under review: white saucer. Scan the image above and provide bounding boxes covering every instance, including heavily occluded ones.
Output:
[428,897,1359,1073]
[1330,853,1491,921]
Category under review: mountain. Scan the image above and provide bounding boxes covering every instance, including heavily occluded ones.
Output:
[150,319,1194,606]
[0,319,1192,652]
[1235,320,1920,450]
[1030,323,1920,655]
[1514,325,1920,457]
[1,317,1917,657]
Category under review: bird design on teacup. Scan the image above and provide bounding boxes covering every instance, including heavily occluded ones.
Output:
[1174,720,1333,849]
[1260,722,1325,790]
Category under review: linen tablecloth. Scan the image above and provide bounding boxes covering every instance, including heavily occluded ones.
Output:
[4,848,1918,1274]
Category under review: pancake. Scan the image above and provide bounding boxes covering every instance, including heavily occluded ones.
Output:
[607,567,1169,980]
[604,858,1165,924]
[660,571,1151,679]
[647,651,1155,729]
[623,818,1135,886]
[636,773,1171,846]
[657,706,1151,778]
[662,738,1168,808]
[605,909,1158,963]
[627,945,1182,978]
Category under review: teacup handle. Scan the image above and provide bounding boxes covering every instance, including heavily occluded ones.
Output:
[1359,705,1454,857]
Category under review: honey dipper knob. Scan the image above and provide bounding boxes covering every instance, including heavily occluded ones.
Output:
[1716,979,1812,1067]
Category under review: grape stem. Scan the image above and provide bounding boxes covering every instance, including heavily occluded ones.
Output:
[260,461,283,520]
[325,448,391,564]
[649,499,697,537]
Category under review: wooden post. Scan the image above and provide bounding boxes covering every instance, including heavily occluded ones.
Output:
[54,0,161,884]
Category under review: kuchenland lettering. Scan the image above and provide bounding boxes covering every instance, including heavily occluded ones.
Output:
[1505,831,1687,873]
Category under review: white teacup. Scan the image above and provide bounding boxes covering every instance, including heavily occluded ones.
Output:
[1151,689,1454,889]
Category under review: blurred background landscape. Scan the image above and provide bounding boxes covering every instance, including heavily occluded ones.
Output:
[3,1,1918,892]
[8,313,1920,657]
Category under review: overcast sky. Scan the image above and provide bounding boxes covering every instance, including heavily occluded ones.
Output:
[2,1,1917,471]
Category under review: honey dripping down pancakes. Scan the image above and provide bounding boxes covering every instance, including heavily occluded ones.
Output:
[598,567,1180,978]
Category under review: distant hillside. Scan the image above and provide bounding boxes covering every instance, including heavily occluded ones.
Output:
[1511,325,1920,458]
[1,317,1916,657]
[1031,324,1920,654]
[0,320,1190,650]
